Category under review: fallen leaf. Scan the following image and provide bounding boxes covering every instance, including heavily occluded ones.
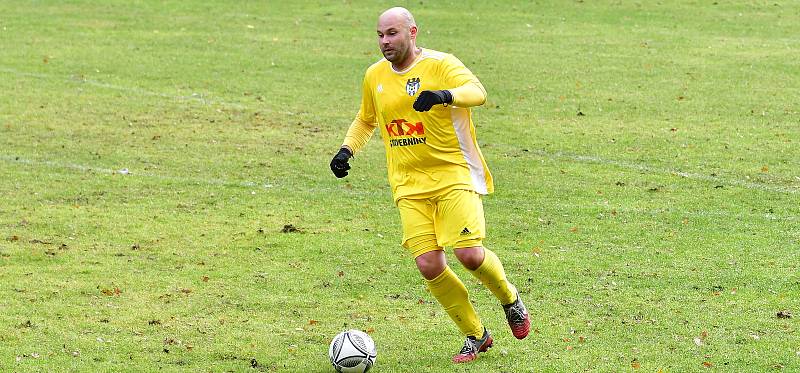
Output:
[366,327,375,333]
[201,276,209,282]
[761,166,769,173]
[308,319,318,325]
[631,361,641,369]
[703,361,713,368]
[569,227,578,233]
[7,235,19,242]
[337,271,344,277]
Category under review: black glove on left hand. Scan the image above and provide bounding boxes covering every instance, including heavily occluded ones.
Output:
[413,90,453,112]
[330,147,353,178]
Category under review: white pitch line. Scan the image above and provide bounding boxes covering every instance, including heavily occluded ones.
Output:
[1,155,264,189]
[0,67,247,110]
[523,149,799,195]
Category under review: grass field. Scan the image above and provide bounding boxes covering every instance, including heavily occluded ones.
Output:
[1,1,799,372]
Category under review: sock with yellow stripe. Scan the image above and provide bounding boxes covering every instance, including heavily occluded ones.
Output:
[467,248,517,305]
[426,266,484,337]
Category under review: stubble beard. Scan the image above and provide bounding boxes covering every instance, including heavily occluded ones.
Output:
[384,45,406,65]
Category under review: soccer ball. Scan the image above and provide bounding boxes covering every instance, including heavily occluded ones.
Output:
[328,329,377,373]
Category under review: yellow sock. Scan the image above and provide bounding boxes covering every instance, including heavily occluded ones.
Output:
[468,248,516,305]
[426,266,484,337]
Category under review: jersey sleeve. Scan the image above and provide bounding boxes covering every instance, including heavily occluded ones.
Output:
[342,73,378,154]
[440,54,487,107]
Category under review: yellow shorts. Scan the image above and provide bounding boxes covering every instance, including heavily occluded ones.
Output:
[397,189,486,258]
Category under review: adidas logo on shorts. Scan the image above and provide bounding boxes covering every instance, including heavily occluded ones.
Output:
[460,227,471,236]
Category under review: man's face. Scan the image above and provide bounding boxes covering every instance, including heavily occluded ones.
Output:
[377,15,415,64]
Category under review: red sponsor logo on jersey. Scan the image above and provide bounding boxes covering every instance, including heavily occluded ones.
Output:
[385,119,424,137]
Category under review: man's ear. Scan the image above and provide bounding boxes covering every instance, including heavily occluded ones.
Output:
[409,25,418,40]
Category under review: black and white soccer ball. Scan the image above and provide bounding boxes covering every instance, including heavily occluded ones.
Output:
[328,329,377,373]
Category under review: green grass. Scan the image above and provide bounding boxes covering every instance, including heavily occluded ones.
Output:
[1,1,798,371]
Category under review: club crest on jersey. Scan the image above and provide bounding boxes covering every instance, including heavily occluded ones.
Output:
[406,77,420,96]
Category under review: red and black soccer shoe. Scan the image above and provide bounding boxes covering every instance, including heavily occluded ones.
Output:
[452,328,493,364]
[503,292,531,339]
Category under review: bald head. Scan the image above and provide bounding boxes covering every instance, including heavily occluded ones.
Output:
[379,7,416,29]
[376,7,419,70]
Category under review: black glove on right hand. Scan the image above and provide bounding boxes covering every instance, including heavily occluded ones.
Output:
[413,90,453,112]
[330,147,353,178]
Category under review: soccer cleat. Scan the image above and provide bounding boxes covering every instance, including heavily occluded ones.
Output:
[452,328,493,364]
[503,292,530,339]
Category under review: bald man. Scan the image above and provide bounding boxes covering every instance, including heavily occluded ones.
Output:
[330,7,530,363]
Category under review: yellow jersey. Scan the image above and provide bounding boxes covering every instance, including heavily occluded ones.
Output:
[343,48,493,202]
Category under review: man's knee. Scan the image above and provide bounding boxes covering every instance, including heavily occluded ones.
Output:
[415,250,447,280]
[454,246,485,271]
